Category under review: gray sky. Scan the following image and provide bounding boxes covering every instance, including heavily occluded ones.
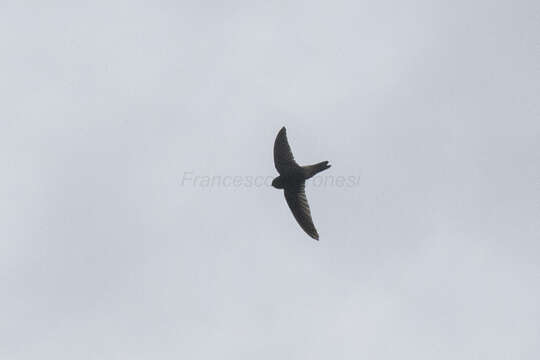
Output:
[1,1,539,359]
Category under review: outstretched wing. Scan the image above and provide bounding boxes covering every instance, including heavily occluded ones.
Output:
[274,127,298,174]
[284,182,319,240]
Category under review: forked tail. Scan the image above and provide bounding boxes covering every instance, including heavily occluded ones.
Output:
[303,161,331,179]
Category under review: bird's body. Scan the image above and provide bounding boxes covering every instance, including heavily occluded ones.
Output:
[271,127,331,240]
[272,163,329,188]
[271,168,304,189]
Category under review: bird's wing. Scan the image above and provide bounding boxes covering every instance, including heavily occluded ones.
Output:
[284,182,319,240]
[274,127,298,174]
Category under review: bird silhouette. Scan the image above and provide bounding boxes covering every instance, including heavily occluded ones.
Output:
[271,126,331,240]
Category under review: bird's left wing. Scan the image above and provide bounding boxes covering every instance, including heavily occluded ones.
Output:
[284,182,319,240]
[274,127,298,174]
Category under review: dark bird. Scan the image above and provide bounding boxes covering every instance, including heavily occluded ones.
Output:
[271,126,331,240]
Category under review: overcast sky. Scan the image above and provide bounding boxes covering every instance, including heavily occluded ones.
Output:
[1,1,539,359]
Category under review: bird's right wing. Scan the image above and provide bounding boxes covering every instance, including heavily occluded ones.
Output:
[284,182,319,240]
[274,127,298,174]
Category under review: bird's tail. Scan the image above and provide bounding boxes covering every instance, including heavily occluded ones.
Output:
[303,161,331,179]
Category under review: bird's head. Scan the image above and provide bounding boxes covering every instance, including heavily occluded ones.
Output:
[271,177,283,189]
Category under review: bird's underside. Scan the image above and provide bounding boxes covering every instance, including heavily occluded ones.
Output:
[272,127,330,240]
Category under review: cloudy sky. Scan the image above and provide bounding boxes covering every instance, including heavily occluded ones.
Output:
[1,1,539,359]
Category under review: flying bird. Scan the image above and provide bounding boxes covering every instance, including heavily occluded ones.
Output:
[271,126,331,240]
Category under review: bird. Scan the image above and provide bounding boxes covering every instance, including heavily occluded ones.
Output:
[271,126,331,240]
